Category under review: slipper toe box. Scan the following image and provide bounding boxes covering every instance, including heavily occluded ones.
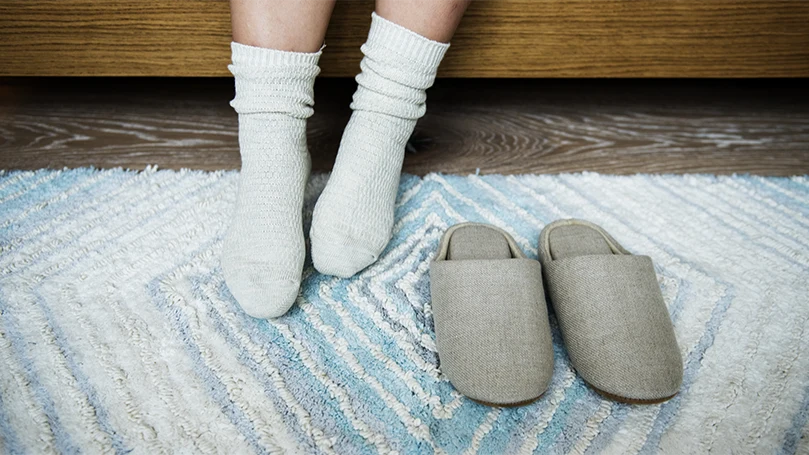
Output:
[432,258,554,405]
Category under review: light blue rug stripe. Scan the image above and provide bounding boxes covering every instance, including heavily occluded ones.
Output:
[1,172,229,455]
[757,176,809,216]
[779,382,809,455]
[0,386,23,455]
[285,283,417,453]
[148,267,271,455]
[213,277,374,455]
[32,291,130,454]
[647,177,808,269]
[188,271,318,453]
[5,172,136,455]
[0,291,80,455]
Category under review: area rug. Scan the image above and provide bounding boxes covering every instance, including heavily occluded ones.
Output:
[1,168,807,455]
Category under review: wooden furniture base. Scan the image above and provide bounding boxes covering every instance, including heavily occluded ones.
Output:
[1,1,808,77]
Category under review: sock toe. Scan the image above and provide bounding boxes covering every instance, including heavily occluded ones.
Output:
[305,14,447,280]
[311,236,377,278]
[225,268,300,318]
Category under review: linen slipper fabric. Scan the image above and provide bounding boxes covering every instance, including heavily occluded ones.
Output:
[430,223,553,406]
[538,219,683,403]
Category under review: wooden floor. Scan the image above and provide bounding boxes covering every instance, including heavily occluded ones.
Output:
[1,78,808,175]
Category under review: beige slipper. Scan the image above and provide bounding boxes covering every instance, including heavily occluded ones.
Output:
[538,219,683,403]
[430,222,554,406]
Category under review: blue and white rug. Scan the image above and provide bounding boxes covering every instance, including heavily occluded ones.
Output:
[1,168,808,454]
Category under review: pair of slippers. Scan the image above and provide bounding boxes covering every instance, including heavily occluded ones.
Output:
[430,219,683,406]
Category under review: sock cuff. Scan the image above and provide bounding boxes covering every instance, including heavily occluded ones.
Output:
[229,42,322,118]
[231,41,323,68]
[367,12,450,71]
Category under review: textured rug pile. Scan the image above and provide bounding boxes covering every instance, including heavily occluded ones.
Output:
[1,168,807,454]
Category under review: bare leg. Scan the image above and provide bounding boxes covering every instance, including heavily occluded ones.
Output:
[230,0,336,52]
[376,0,471,43]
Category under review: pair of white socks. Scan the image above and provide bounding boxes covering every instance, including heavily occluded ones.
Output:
[222,13,449,318]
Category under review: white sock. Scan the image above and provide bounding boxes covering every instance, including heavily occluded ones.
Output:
[310,13,449,277]
[222,42,321,318]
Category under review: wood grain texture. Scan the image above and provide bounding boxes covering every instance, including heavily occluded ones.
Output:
[2,78,808,175]
[1,1,809,77]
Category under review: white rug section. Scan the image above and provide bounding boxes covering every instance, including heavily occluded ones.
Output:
[0,168,807,455]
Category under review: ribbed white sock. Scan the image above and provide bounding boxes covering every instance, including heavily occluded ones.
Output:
[222,42,321,318]
[310,13,449,277]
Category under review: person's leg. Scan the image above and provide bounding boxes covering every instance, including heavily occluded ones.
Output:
[310,0,470,277]
[375,0,469,43]
[231,0,334,52]
[223,0,335,318]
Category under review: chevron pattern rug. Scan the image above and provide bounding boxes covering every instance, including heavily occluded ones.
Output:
[1,168,808,455]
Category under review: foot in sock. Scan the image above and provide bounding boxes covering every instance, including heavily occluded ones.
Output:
[310,13,449,277]
[222,42,321,318]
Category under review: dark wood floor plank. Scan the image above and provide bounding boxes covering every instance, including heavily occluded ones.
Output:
[1,78,808,175]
